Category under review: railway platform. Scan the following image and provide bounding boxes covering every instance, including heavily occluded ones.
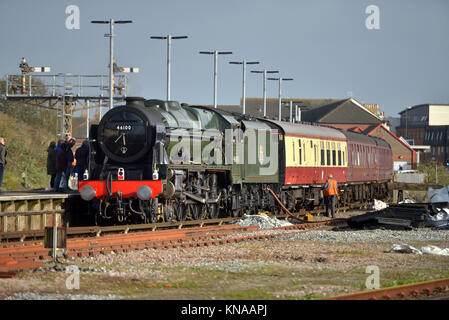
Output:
[0,190,80,233]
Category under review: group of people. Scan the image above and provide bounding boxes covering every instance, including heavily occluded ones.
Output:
[46,137,89,192]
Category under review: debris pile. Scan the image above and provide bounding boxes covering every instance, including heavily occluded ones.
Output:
[368,199,389,211]
[428,186,449,203]
[348,202,449,230]
[234,214,293,229]
[390,244,449,256]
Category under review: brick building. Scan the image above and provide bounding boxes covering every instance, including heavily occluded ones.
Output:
[396,104,449,162]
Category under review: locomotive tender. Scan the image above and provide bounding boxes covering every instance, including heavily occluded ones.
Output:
[79,97,392,224]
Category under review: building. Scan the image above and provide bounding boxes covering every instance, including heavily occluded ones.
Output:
[217,97,414,169]
[363,104,385,120]
[396,104,449,162]
[222,98,384,130]
[363,124,417,170]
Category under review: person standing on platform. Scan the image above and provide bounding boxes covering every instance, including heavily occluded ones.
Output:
[64,137,76,190]
[54,141,68,192]
[75,140,89,180]
[46,141,57,189]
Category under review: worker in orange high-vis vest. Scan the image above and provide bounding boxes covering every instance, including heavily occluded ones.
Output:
[323,174,338,218]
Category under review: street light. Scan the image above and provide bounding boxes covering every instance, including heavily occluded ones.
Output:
[251,69,279,117]
[91,19,132,110]
[150,35,188,101]
[199,50,232,108]
[268,77,293,121]
[229,60,259,114]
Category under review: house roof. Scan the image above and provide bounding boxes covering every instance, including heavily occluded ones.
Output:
[217,98,382,125]
[365,123,416,154]
[302,98,382,124]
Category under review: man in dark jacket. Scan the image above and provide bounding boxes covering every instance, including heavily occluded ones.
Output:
[0,137,7,191]
[75,140,89,180]
[46,141,57,189]
[54,142,68,192]
[64,137,76,189]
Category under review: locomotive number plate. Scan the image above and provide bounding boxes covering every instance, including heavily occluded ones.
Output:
[116,125,132,131]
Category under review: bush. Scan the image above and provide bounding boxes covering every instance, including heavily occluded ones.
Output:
[417,163,449,186]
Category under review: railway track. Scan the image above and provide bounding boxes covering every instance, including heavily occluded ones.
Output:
[327,278,449,300]
[0,200,365,243]
[0,217,347,275]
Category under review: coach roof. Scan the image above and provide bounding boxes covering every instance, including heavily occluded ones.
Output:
[262,120,347,140]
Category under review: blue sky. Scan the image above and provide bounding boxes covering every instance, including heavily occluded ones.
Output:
[1,0,448,116]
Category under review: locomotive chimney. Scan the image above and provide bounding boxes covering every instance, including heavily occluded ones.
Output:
[125,97,145,108]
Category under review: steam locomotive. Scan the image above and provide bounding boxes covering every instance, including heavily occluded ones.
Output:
[79,97,392,224]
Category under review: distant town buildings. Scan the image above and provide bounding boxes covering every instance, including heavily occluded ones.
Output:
[216,97,416,170]
[396,104,449,163]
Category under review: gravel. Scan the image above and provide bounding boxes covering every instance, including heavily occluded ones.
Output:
[279,229,449,243]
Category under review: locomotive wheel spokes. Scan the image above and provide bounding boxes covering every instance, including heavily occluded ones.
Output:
[165,205,174,222]
[191,204,202,220]
[150,199,158,223]
[176,203,186,221]
[208,204,219,219]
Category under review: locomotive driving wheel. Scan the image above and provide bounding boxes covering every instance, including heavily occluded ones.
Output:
[208,204,219,219]
[164,205,174,222]
[176,203,187,221]
[149,198,159,223]
[190,204,202,220]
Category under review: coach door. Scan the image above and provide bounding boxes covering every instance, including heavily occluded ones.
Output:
[313,143,319,183]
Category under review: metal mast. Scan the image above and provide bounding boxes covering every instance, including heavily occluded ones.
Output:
[91,19,132,110]
[268,77,293,121]
[150,35,188,100]
[229,60,259,114]
[199,50,232,108]
[251,69,279,117]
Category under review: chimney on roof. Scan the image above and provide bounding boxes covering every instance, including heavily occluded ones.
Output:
[295,105,301,123]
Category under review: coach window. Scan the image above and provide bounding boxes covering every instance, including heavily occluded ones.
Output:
[357,145,360,166]
[320,141,325,165]
[331,142,336,166]
[368,147,371,166]
[298,139,302,165]
[303,141,306,164]
[338,143,342,166]
[292,140,295,163]
[326,142,331,166]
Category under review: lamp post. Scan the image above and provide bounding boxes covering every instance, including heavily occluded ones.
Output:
[199,50,232,108]
[229,60,259,114]
[267,77,293,121]
[150,35,188,101]
[251,69,279,117]
[91,19,132,110]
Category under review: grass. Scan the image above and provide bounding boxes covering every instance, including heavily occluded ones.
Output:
[0,111,55,190]
[417,163,449,186]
